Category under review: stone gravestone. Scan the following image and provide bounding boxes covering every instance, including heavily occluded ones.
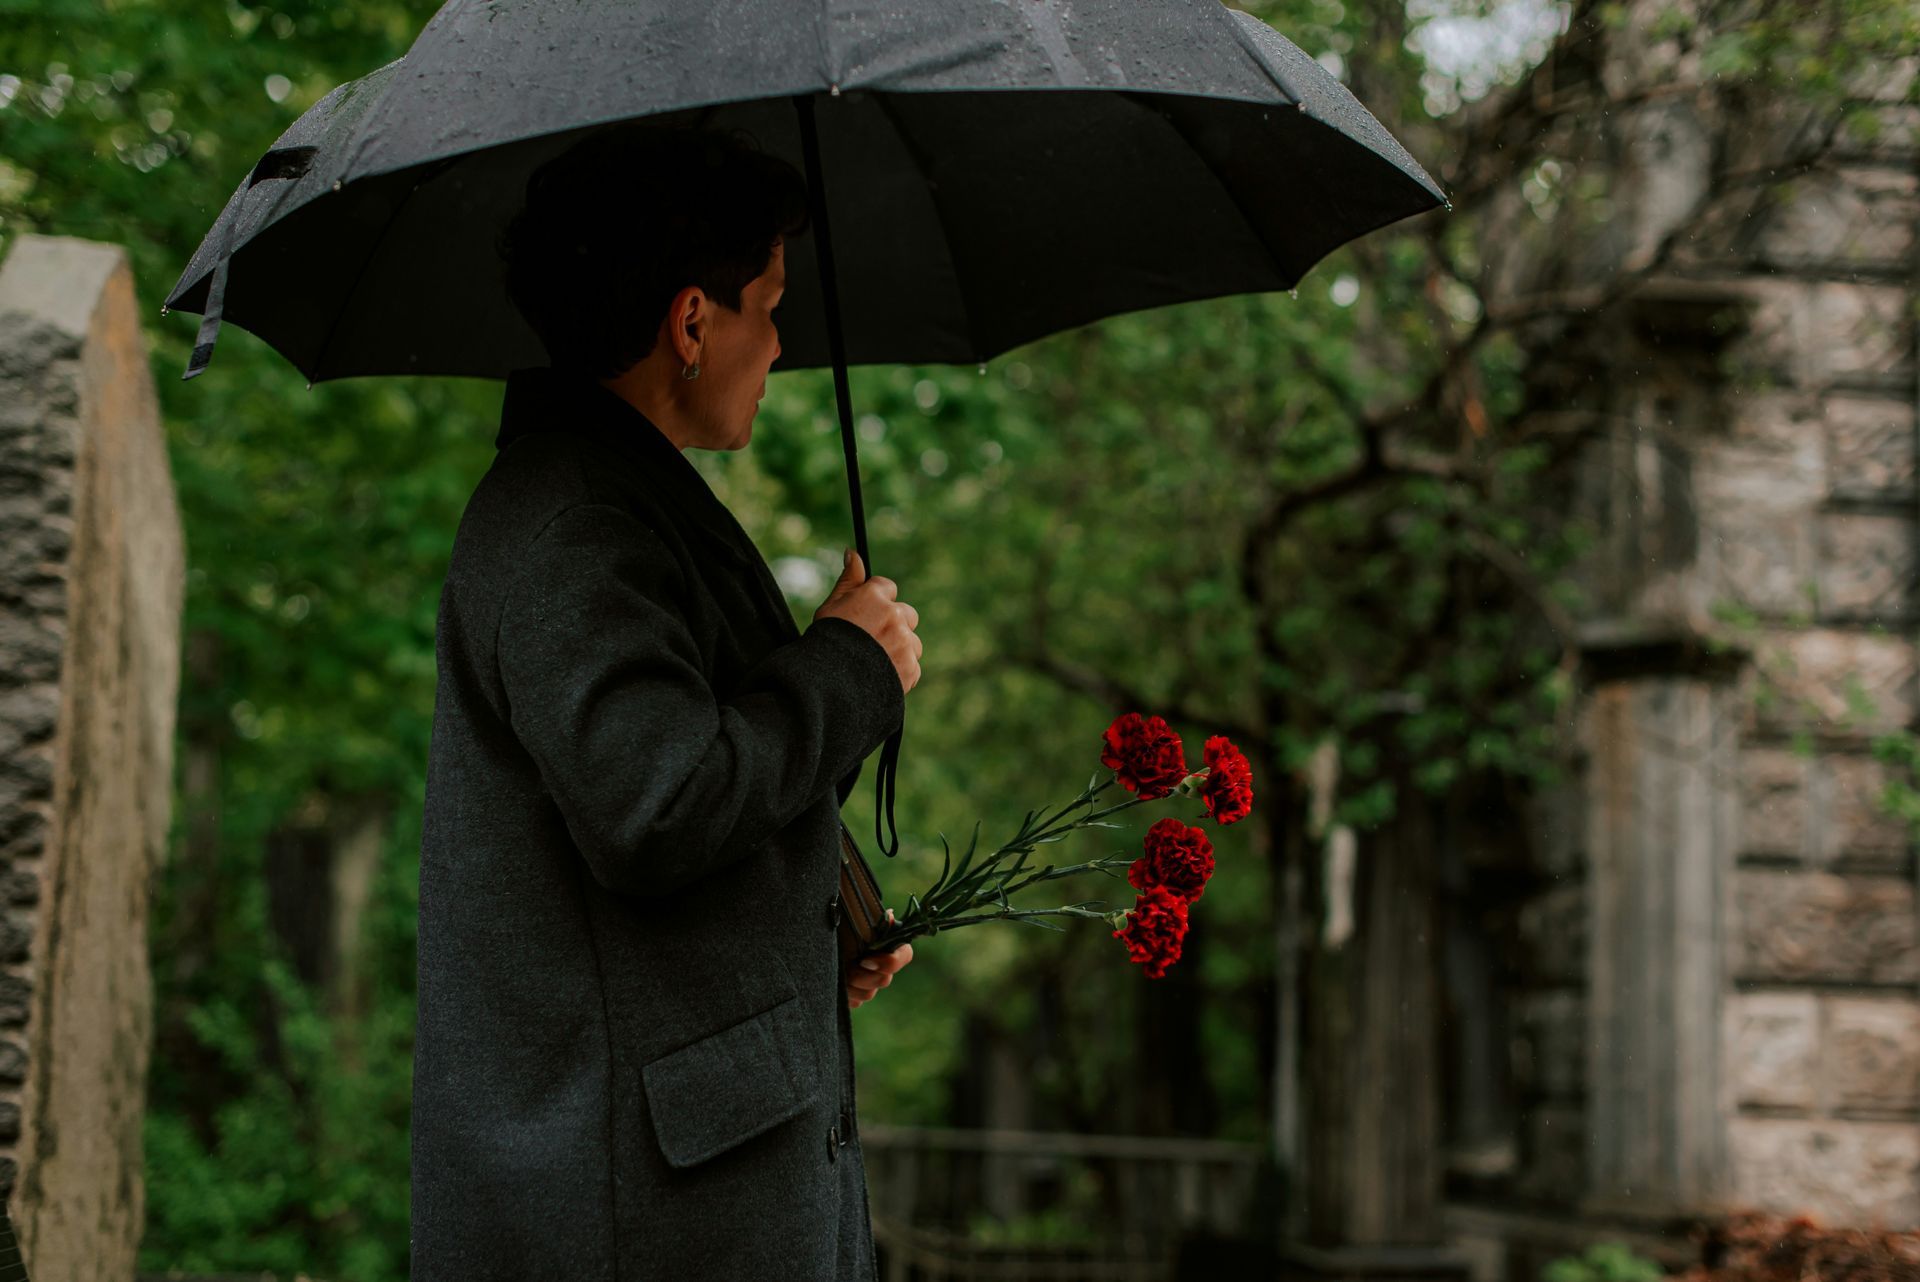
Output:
[0,234,185,1282]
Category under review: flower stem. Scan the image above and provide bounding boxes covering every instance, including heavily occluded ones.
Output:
[864,902,1119,951]
[863,770,1213,956]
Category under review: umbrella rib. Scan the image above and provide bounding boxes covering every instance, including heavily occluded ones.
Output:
[307,159,450,382]
[869,92,981,360]
[1149,99,1296,291]
[1220,10,1307,107]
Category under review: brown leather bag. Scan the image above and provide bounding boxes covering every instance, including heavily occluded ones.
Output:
[836,821,890,972]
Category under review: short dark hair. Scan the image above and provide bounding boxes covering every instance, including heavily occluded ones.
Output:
[497,122,810,380]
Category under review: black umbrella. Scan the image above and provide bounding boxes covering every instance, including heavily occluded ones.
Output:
[164,0,1448,864]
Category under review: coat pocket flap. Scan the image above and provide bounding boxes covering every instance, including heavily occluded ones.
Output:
[639,993,816,1169]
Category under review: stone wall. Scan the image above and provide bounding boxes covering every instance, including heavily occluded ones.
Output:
[0,234,185,1282]
[1497,59,1920,1237]
[1681,80,1918,1230]
[1714,212,1920,1220]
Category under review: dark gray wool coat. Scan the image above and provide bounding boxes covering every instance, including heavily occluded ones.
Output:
[411,364,905,1282]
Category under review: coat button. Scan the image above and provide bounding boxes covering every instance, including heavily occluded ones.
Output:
[827,1124,839,1161]
[826,892,841,930]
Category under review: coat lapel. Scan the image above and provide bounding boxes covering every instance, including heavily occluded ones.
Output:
[496,366,803,649]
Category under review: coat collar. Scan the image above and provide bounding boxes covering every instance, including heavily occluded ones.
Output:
[497,365,754,565]
[495,365,801,644]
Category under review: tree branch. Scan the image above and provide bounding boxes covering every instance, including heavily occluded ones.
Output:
[1007,646,1262,748]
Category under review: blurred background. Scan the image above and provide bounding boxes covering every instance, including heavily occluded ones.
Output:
[1,1,1917,1280]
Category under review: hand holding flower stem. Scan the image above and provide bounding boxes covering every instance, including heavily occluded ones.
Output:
[860,770,1163,951]
[854,713,1253,976]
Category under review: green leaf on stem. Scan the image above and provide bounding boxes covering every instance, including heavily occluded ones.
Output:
[939,819,984,909]
[930,830,953,900]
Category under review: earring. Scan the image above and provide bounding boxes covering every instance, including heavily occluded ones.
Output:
[681,361,701,381]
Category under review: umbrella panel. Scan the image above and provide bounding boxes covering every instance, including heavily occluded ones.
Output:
[165,87,1432,384]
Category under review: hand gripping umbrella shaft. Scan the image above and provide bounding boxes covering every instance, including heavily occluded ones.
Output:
[795,94,905,880]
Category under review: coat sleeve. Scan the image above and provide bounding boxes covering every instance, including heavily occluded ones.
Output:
[835,762,863,809]
[496,502,905,900]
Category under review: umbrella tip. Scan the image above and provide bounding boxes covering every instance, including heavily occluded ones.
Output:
[332,179,343,192]
[829,83,841,97]
[159,305,170,317]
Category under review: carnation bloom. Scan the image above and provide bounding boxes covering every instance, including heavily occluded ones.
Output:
[1100,712,1187,800]
[1127,817,1215,903]
[1199,735,1254,825]
[1112,884,1189,979]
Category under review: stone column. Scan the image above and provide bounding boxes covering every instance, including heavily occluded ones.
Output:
[1289,771,1471,1281]
[0,234,186,1282]
[1579,634,1740,1217]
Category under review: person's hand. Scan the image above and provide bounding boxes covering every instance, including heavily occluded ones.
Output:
[813,549,922,696]
[847,909,913,1009]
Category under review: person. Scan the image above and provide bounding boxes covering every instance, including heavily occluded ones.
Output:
[411,122,919,1282]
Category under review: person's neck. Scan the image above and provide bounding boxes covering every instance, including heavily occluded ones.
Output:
[596,356,696,452]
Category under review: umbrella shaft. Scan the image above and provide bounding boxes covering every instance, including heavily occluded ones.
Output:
[793,94,871,578]
[795,93,902,862]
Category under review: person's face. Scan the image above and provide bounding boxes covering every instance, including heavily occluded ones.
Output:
[675,238,785,450]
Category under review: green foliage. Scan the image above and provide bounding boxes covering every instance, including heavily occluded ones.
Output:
[6,3,455,1276]
[143,946,415,1279]
[1542,1241,1666,1282]
[6,1,1912,1277]
[7,0,1574,1262]
[1698,1,1920,105]
[1870,730,1920,834]
[965,1203,1103,1248]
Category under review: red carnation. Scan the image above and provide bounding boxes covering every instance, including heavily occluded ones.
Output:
[1100,712,1187,800]
[1112,885,1189,979]
[1199,735,1254,825]
[1127,817,1215,903]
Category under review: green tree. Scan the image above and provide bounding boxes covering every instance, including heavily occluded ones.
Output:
[8,4,465,1275]
[4,0,1915,1274]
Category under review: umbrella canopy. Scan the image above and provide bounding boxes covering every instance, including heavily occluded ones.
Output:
[164,0,1448,862]
[164,0,1445,382]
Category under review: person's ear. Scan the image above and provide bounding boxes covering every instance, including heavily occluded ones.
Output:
[668,285,704,366]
